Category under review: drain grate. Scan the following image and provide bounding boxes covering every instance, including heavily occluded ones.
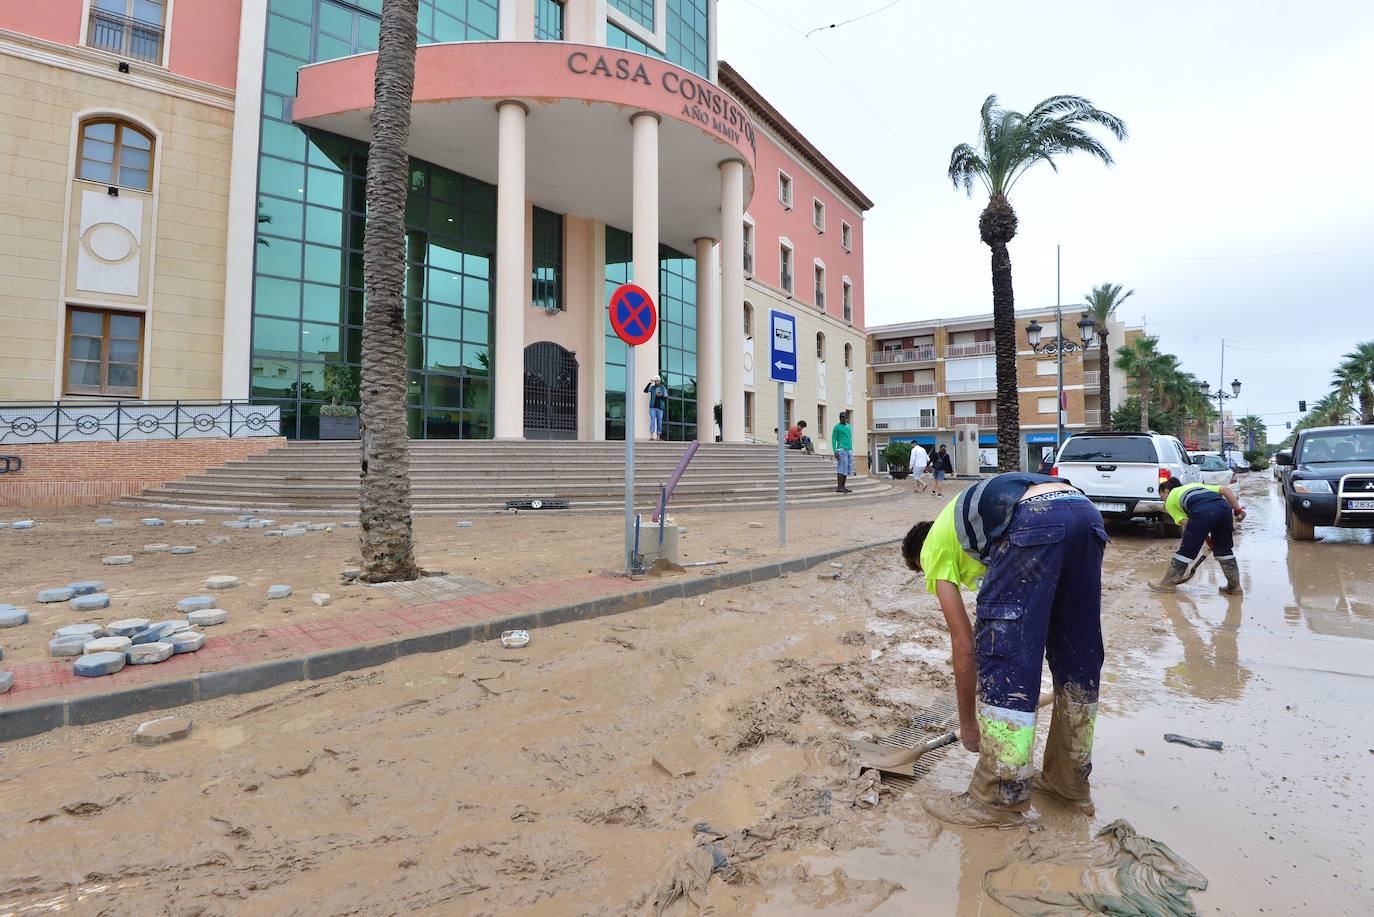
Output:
[870,697,960,792]
[367,573,498,604]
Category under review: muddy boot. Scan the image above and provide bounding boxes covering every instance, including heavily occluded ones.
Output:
[1033,687,1097,816]
[922,792,1025,829]
[926,704,1033,829]
[1148,558,1190,593]
[1217,556,1243,594]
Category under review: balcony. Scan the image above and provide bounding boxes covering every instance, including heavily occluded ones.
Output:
[949,413,998,428]
[1085,409,1102,426]
[946,341,995,358]
[946,376,996,394]
[872,416,937,431]
[871,382,937,398]
[88,9,164,63]
[870,345,936,365]
[1083,370,1101,388]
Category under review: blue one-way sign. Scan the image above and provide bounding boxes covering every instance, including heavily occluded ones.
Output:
[769,309,797,384]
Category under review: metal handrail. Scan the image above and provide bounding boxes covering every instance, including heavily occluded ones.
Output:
[0,400,279,444]
[946,341,995,358]
[88,8,164,63]
[871,346,936,364]
[871,382,937,397]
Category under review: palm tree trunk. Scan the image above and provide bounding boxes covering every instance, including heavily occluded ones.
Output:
[981,197,1020,472]
[1097,331,1111,431]
[1138,371,1149,432]
[358,0,421,584]
[1362,389,1373,425]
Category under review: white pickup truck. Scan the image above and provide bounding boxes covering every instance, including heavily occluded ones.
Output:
[1052,432,1201,535]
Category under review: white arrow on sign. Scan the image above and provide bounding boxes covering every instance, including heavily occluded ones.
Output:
[774,361,794,371]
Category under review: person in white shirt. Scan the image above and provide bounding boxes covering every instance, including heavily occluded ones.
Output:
[909,443,930,493]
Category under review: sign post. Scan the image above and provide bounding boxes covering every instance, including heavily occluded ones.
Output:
[609,283,658,572]
[769,310,798,548]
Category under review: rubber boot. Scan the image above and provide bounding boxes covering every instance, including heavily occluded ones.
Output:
[1148,558,1190,593]
[1217,556,1243,594]
[924,705,1031,829]
[1033,686,1097,816]
[837,474,852,494]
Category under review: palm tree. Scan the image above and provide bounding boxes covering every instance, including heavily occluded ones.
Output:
[1115,335,1170,432]
[357,0,421,584]
[1333,341,1374,424]
[1082,283,1134,429]
[949,95,1126,471]
[1235,414,1266,452]
[1309,391,1355,428]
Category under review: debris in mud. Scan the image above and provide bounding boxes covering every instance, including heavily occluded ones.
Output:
[133,716,193,746]
[1164,733,1224,751]
[837,631,866,646]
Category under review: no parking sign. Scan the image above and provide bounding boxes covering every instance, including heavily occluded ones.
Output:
[609,283,657,347]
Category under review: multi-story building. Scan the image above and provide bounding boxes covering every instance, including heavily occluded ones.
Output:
[865,309,1138,472]
[0,0,869,453]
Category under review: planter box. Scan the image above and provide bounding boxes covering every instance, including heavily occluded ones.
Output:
[319,414,360,440]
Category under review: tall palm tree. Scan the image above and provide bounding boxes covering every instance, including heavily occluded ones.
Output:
[1082,283,1134,429]
[1333,341,1374,424]
[1235,414,1266,452]
[357,0,421,584]
[1307,391,1355,428]
[1115,335,1169,432]
[949,95,1126,471]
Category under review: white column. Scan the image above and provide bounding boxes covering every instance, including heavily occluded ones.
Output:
[494,101,528,440]
[719,158,746,443]
[694,236,718,442]
[631,111,660,440]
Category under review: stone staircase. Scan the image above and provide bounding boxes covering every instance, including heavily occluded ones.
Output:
[117,441,893,515]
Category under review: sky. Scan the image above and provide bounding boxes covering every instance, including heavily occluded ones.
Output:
[718,0,1374,440]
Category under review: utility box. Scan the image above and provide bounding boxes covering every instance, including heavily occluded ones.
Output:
[638,517,682,565]
[954,424,981,476]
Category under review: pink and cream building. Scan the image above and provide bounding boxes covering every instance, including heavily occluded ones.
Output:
[0,0,870,450]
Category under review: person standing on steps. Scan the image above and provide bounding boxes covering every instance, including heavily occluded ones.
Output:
[832,410,855,494]
[909,441,930,494]
[644,376,668,441]
[901,472,1108,828]
[931,444,953,497]
[1149,478,1247,594]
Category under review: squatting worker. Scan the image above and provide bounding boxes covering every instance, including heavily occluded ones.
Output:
[1149,478,1246,594]
[901,472,1109,828]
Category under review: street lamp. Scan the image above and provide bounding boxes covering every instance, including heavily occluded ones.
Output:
[1201,378,1242,463]
[1026,309,1098,455]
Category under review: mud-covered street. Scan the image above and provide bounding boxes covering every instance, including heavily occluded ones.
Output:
[1,474,1370,915]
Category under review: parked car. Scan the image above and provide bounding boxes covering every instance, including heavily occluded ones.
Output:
[1191,453,1238,486]
[1053,431,1200,535]
[1275,425,1374,541]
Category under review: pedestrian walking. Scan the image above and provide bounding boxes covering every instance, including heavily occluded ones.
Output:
[901,472,1108,828]
[786,420,815,454]
[909,442,930,493]
[1149,478,1247,594]
[643,376,668,441]
[832,411,855,494]
[931,444,953,497]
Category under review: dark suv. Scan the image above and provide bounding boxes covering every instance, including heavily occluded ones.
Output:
[1276,425,1374,541]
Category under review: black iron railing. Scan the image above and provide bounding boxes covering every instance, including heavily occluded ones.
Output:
[88,9,164,63]
[0,400,280,444]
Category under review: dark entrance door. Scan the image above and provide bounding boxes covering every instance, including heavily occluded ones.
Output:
[524,342,578,440]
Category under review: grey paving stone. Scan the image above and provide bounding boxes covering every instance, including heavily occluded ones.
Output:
[102,555,134,566]
[37,587,76,603]
[187,608,227,627]
[67,580,104,596]
[280,529,306,537]
[127,642,174,664]
[49,635,90,657]
[169,546,196,555]
[107,617,151,637]
[130,622,183,645]
[133,716,192,745]
[95,518,115,525]
[0,608,29,628]
[150,619,191,637]
[143,543,171,553]
[55,623,104,640]
[169,631,205,654]
[237,514,255,521]
[207,536,231,545]
[173,519,206,526]
[0,671,11,693]
[266,584,292,599]
[70,593,111,612]
[222,520,249,529]
[306,523,333,531]
[141,518,165,526]
[311,593,332,607]
[264,530,283,537]
[84,636,132,655]
[176,595,216,613]
[456,521,474,528]
[248,520,274,529]
[342,521,359,528]
[12,520,36,529]
[205,575,239,590]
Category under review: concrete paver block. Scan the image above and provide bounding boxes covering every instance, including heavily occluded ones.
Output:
[55,623,105,640]
[84,636,132,655]
[169,631,205,653]
[127,642,174,664]
[107,618,151,637]
[0,608,30,628]
[131,622,184,645]
[95,518,115,525]
[143,544,171,553]
[67,580,104,596]
[38,587,76,603]
[12,520,35,529]
[133,716,192,745]
[205,575,239,590]
[169,546,196,555]
[141,518,165,526]
[208,536,231,545]
[176,595,216,613]
[187,608,228,627]
[70,593,111,612]
[267,585,292,599]
[49,635,90,656]
[311,593,332,607]
[0,671,11,693]
[75,651,127,676]
[102,555,134,566]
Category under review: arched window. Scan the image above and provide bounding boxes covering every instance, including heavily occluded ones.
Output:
[743,302,754,337]
[816,331,826,360]
[844,342,853,369]
[77,119,154,191]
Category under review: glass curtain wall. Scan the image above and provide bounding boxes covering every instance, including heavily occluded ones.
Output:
[252,0,499,438]
[606,0,709,76]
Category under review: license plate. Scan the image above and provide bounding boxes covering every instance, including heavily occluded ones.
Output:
[1093,501,1127,513]
[1348,499,1374,510]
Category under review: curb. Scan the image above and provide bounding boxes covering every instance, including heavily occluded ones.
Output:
[0,537,902,743]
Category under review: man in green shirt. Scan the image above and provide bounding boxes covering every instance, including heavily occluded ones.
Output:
[832,411,854,494]
[1150,478,1246,594]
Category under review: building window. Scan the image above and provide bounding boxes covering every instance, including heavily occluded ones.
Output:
[744,390,754,434]
[88,0,165,63]
[532,207,564,311]
[842,279,853,322]
[844,342,853,369]
[812,198,825,232]
[778,171,793,209]
[610,0,655,30]
[784,397,794,430]
[743,301,754,337]
[535,0,565,39]
[742,221,754,274]
[813,263,826,309]
[817,404,827,438]
[1038,396,1059,415]
[841,221,852,252]
[816,331,826,361]
[65,306,143,396]
[77,119,154,191]
[780,245,793,294]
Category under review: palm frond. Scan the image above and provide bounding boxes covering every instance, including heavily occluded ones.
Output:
[947,143,989,196]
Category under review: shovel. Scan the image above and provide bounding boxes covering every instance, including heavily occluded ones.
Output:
[851,692,1055,775]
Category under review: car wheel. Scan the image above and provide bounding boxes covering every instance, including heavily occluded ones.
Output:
[1286,504,1315,542]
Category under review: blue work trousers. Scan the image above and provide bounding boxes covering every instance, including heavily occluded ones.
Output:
[1176,495,1235,562]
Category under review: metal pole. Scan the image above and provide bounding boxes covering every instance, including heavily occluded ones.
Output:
[777,381,786,547]
[1218,339,1225,460]
[625,345,636,572]
[1056,244,1065,453]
